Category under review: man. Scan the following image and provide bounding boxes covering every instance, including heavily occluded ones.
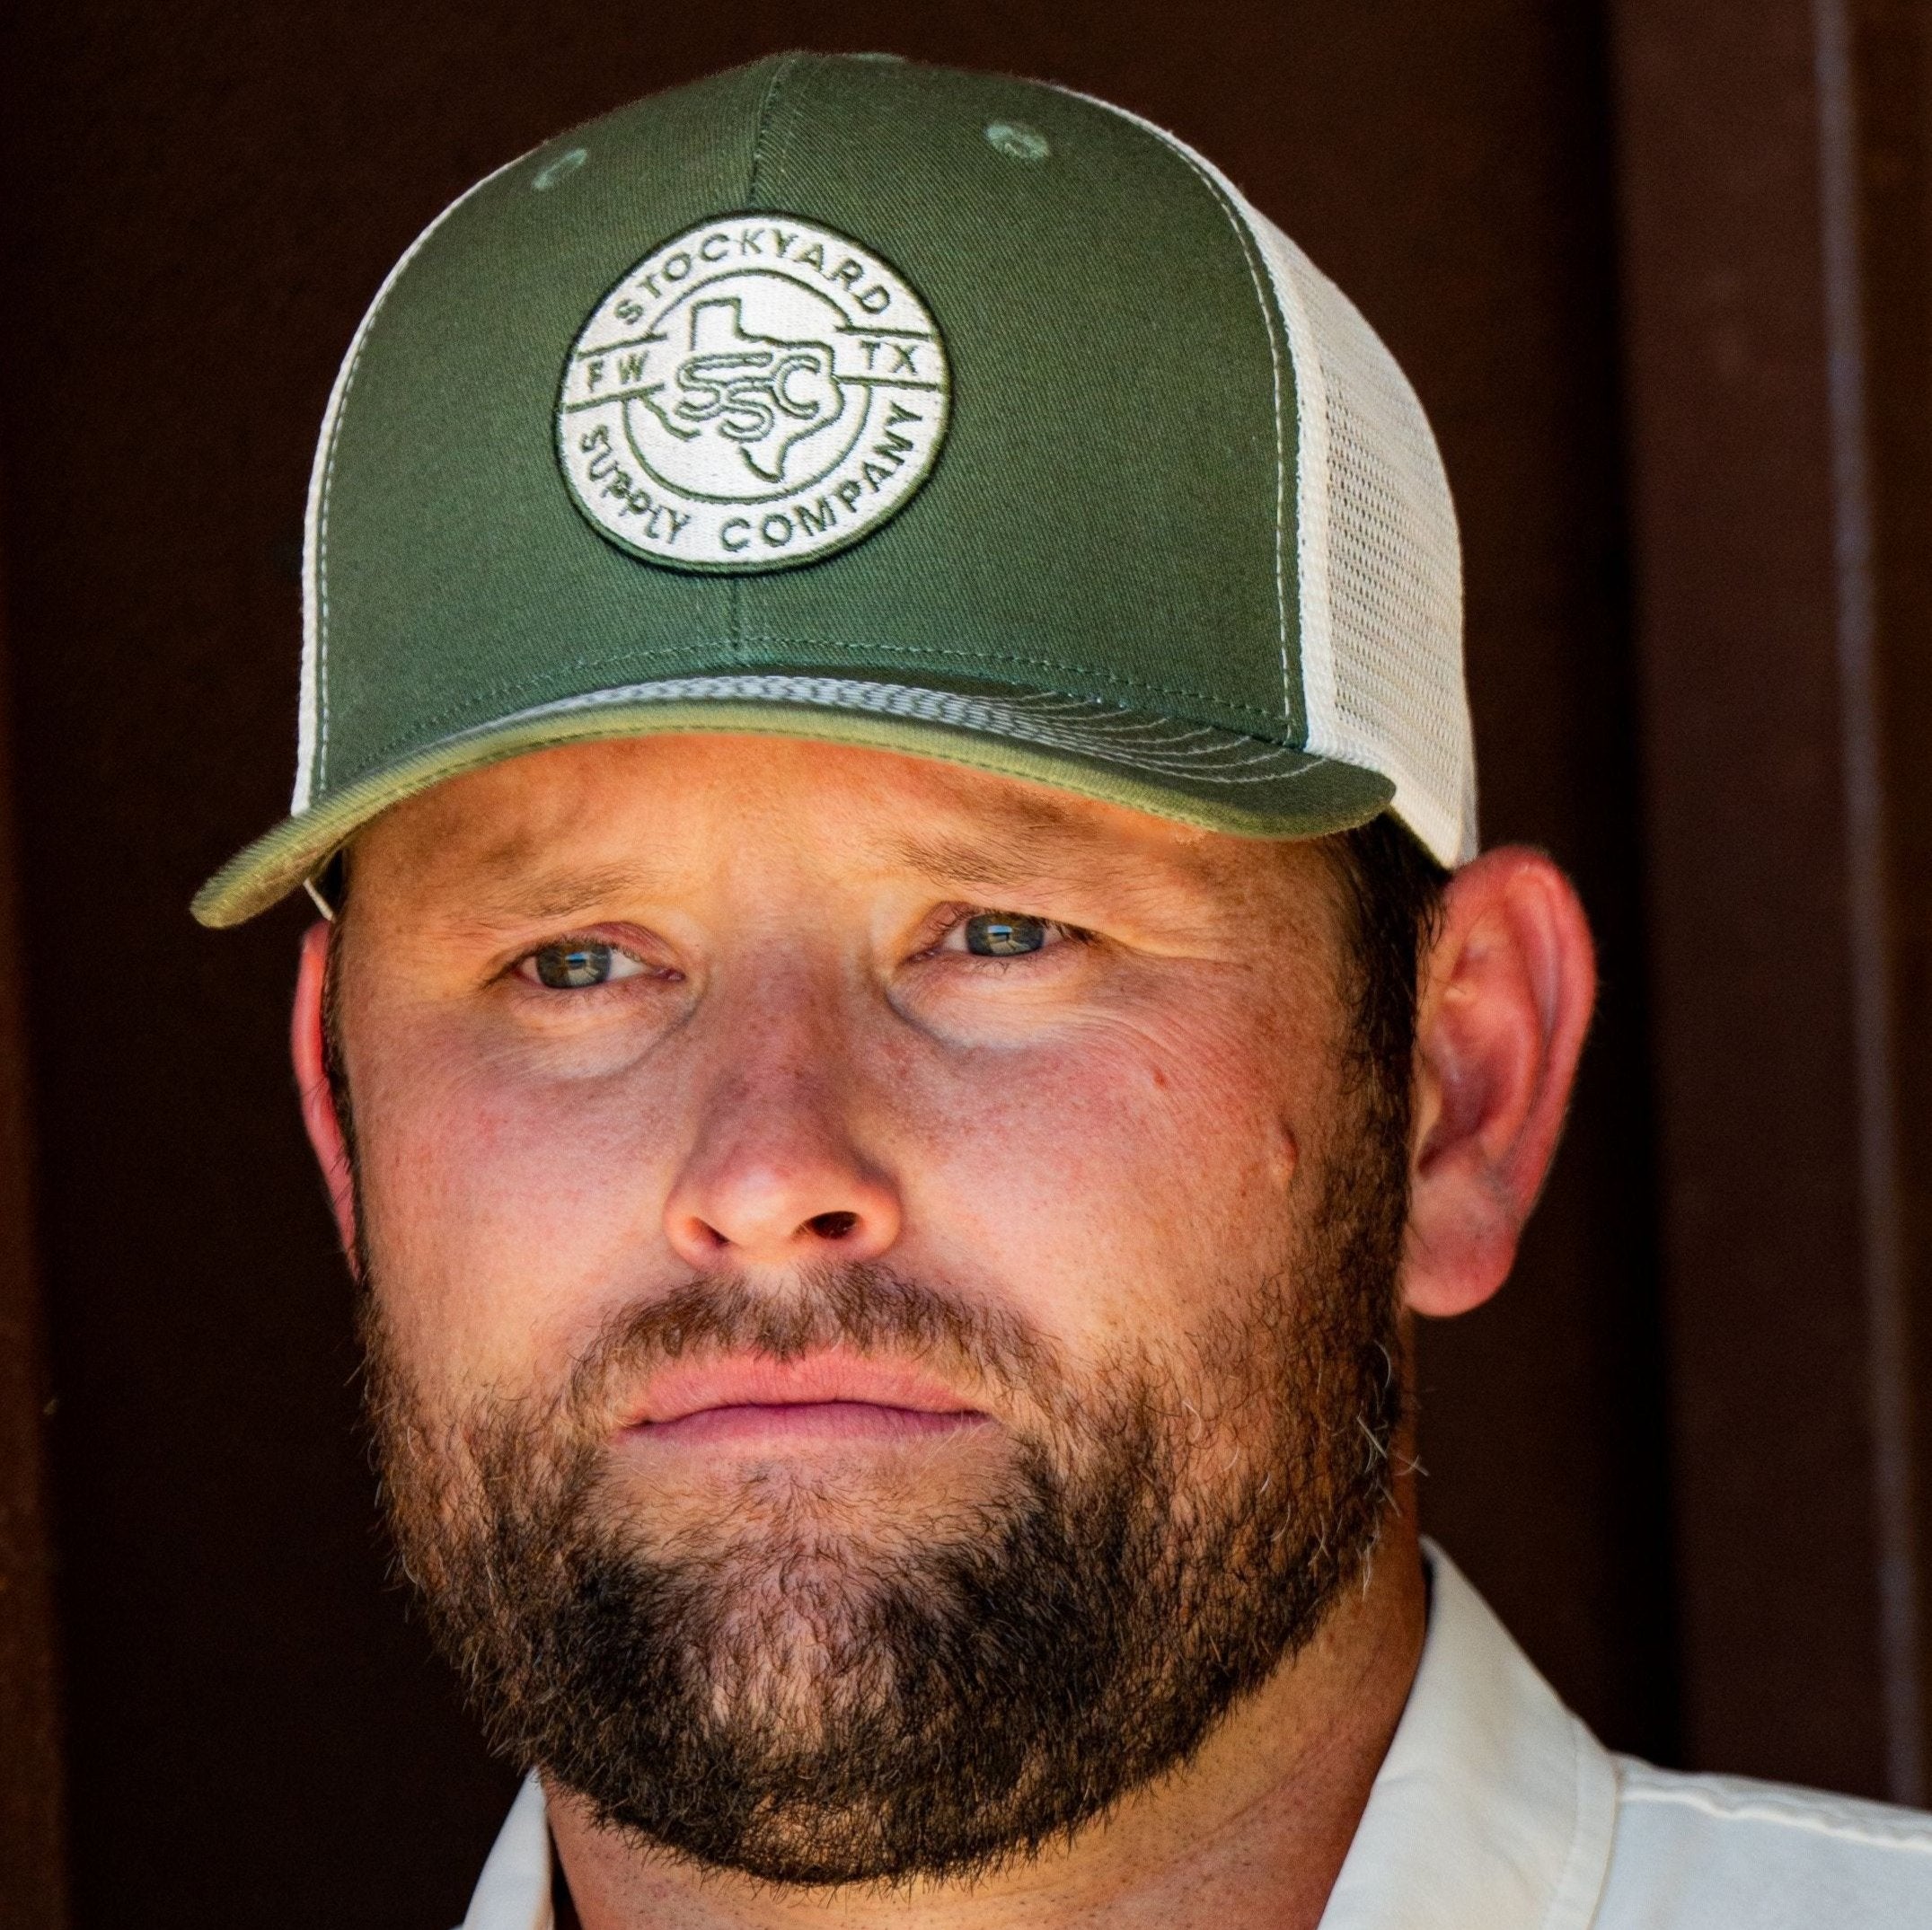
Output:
[194,52,1932,1930]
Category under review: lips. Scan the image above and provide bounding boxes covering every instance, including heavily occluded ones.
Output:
[624,1350,988,1446]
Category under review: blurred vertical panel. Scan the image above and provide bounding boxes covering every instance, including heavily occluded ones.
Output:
[1608,0,1932,1798]
[1862,0,1932,1800]
[1853,0,1932,1797]
[0,544,68,1924]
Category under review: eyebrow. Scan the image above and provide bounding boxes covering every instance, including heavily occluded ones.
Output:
[430,860,668,932]
[887,823,1100,890]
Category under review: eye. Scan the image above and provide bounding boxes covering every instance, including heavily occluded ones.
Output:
[516,939,650,989]
[931,910,1084,959]
[963,912,1048,956]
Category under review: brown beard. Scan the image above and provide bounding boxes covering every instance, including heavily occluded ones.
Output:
[357,1091,1409,1887]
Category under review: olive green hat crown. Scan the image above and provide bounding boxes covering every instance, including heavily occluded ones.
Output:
[193,50,1473,927]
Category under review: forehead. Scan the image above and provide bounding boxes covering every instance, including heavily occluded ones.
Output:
[347,734,1335,919]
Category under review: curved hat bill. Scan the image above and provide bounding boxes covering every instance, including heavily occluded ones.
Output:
[192,676,1395,928]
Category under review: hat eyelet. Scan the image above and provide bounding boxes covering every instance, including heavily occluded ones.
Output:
[532,147,588,191]
[984,121,1050,162]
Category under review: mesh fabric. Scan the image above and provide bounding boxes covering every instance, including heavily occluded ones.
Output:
[1248,212,1476,864]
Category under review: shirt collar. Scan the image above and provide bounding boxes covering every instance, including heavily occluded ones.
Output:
[460,1543,1619,1930]
[1318,1540,1618,1930]
[461,1770,551,1930]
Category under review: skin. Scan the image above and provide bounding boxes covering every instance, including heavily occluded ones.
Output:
[291,734,1595,1930]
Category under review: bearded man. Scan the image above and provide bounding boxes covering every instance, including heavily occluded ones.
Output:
[193,52,1932,1930]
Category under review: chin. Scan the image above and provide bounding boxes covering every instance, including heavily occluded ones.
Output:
[603,1439,1025,1560]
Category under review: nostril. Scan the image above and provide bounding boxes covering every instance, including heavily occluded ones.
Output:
[804,1211,860,1241]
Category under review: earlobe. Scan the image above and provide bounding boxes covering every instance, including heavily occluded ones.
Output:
[292,920,359,1264]
[1401,849,1596,1319]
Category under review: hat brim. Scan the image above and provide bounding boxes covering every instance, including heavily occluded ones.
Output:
[191,675,1394,928]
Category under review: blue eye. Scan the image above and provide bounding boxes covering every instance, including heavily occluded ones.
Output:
[526,941,630,988]
[964,912,1047,956]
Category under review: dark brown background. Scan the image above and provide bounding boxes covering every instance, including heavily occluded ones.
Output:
[4,3,1931,1925]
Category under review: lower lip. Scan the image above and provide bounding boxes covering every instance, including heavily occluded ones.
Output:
[633,1401,990,1446]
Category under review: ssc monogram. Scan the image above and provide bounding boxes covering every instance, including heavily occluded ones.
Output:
[557,216,950,571]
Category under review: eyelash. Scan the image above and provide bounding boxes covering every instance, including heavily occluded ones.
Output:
[507,908,1092,991]
[509,934,666,991]
[923,907,1092,961]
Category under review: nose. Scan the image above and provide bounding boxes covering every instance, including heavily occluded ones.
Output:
[661,1030,903,1273]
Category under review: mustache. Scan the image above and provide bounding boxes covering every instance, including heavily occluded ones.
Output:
[557,1262,1064,1430]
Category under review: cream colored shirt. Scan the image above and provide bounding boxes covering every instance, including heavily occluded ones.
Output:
[458,1544,1932,1928]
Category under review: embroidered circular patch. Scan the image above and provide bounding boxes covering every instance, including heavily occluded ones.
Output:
[557,216,950,572]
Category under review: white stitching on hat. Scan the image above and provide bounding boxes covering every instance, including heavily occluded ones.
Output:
[298,145,536,812]
[479,676,1333,788]
[1048,87,1292,738]
[1176,171,1292,735]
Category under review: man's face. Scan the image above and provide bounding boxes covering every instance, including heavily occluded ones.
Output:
[329,736,1409,1882]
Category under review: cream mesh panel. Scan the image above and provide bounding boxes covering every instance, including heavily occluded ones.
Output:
[1246,213,1477,865]
[1052,88,1478,863]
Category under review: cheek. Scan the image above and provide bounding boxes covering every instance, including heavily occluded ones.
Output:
[351,1011,682,1392]
[890,999,1319,1356]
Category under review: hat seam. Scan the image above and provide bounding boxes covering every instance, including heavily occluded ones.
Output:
[728,633,1286,722]
[1053,86,1295,739]
[1161,163,1292,736]
[746,52,806,207]
[321,637,1300,786]
[306,145,538,802]
[316,358,371,794]
[481,679,1333,781]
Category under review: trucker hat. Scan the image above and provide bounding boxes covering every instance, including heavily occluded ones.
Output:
[191,51,1474,928]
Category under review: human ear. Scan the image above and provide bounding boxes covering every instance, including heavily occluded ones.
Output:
[291,919,359,1264]
[1401,847,1596,1318]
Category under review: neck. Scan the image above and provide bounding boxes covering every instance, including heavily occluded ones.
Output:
[549,1507,1427,1930]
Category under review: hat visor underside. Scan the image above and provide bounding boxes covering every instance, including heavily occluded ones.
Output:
[190,677,1395,927]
